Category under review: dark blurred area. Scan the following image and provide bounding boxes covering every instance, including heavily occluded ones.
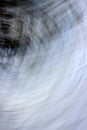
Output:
[0,0,29,57]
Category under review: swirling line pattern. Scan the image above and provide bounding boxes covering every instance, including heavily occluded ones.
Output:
[0,0,87,130]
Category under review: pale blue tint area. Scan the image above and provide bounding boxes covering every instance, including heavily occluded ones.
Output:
[0,0,87,130]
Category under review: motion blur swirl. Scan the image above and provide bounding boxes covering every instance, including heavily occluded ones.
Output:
[0,0,87,130]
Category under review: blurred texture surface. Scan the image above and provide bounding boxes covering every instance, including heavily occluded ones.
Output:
[0,0,87,130]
